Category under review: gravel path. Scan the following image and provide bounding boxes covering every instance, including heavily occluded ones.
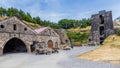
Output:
[0,46,119,68]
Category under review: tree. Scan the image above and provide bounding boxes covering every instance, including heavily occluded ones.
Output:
[0,7,6,16]
[0,7,92,29]
[18,10,26,20]
[33,16,42,24]
[7,7,19,17]
[24,13,33,22]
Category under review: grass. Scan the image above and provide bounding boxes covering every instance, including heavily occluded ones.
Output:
[67,26,90,45]
[22,20,41,29]
[67,26,91,32]
[77,34,120,66]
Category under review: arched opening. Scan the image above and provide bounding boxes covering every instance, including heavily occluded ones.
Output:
[99,26,104,35]
[100,37,104,44]
[99,15,104,24]
[3,38,27,54]
[48,40,53,48]
[30,41,36,52]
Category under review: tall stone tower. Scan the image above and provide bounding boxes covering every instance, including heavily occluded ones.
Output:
[88,10,114,44]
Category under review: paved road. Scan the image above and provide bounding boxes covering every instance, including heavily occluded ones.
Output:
[0,46,119,68]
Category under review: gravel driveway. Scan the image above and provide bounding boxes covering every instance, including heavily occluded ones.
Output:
[0,46,119,68]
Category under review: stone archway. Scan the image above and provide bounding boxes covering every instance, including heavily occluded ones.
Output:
[3,37,27,54]
[47,40,53,48]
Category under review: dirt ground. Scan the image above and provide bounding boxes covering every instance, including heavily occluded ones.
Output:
[78,45,120,65]
[78,35,120,66]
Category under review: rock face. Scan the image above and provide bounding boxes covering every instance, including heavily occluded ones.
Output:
[88,10,114,44]
[54,29,71,47]
[0,17,60,55]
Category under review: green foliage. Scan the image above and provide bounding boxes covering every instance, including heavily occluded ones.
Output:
[0,7,62,29]
[58,18,91,29]
[80,18,91,28]
[58,19,80,29]
[24,13,33,22]
[67,31,89,44]
[67,32,80,39]
[76,32,89,43]
[0,7,6,16]
[7,7,19,17]
[116,29,120,36]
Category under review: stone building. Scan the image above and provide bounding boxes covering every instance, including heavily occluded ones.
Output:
[54,29,71,48]
[0,17,60,55]
[34,27,60,49]
[88,10,114,44]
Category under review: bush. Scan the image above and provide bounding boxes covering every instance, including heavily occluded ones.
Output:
[67,31,89,44]
[116,29,120,36]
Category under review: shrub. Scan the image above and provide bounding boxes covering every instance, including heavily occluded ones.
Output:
[116,29,120,36]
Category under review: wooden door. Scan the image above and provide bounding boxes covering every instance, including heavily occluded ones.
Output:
[48,40,53,48]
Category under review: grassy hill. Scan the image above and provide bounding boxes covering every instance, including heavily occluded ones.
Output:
[67,26,91,32]
[66,26,91,45]
[78,34,120,65]
[22,20,41,29]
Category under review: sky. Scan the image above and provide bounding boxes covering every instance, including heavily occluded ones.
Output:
[0,0,120,23]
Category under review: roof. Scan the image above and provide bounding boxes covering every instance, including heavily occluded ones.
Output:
[34,27,49,34]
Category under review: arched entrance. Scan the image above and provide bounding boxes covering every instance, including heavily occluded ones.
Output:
[48,40,53,48]
[3,38,27,54]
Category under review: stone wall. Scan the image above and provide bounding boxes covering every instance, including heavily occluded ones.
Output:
[37,35,60,48]
[89,10,114,44]
[0,17,60,55]
[0,17,37,55]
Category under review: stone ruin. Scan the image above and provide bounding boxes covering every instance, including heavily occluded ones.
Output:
[88,10,114,44]
[54,29,71,47]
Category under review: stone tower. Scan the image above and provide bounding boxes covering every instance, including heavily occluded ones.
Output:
[88,10,114,44]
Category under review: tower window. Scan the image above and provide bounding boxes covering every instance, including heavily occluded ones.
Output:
[99,15,104,24]
[13,24,17,30]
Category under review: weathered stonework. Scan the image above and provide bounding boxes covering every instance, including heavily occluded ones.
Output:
[0,17,60,55]
[54,29,71,47]
[89,10,114,44]
[35,27,60,49]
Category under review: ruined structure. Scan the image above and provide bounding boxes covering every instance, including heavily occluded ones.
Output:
[89,10,114,44]
[54,29,71,47]
[0,17,60,55]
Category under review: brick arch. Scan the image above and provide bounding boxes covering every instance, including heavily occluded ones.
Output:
[2,37,29,55]
[47,40,53,48]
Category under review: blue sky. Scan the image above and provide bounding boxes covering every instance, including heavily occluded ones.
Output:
[0,0,120,23]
